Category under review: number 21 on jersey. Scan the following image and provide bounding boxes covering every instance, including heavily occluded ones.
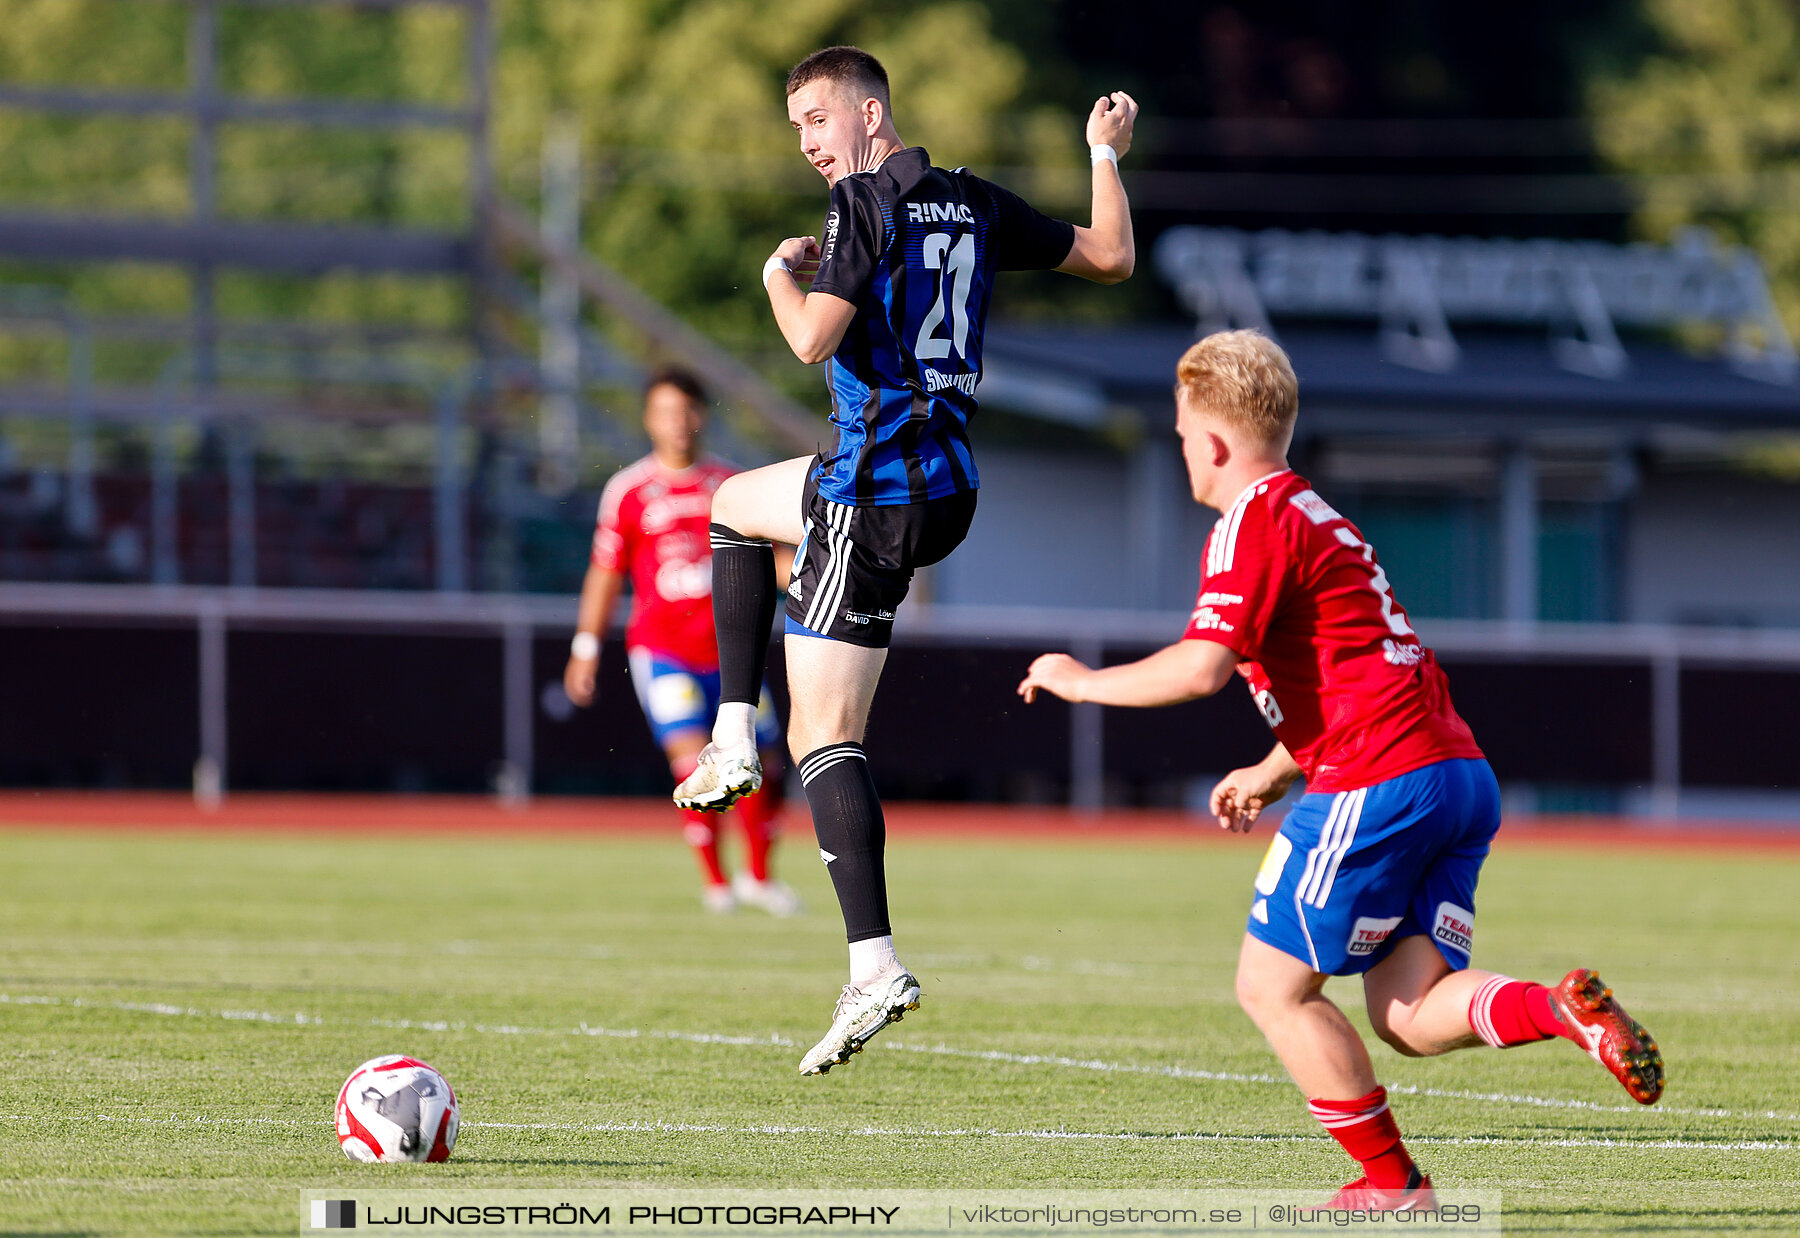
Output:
[916,231,975,361]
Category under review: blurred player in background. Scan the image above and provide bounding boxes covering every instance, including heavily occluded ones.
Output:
[1019,330,1664,1209]
[671,46,1138,1074]
[565,366,799,917]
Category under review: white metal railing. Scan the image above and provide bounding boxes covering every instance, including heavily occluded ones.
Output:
[7,581,1800,812]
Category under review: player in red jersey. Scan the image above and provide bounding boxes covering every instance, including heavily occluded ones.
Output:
[564,367,799,916]
[1019,330,1663,1209]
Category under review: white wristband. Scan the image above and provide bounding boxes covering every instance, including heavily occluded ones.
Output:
[1090,144,1119,168]
[761,254,792,288]
[570,631,599,661]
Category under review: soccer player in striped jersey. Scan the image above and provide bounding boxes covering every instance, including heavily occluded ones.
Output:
[564,367,799,916]
[672,46,1138,1074]
[1019,330,1663,1209]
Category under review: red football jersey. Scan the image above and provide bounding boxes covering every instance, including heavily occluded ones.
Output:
[592,454,735,668]
[1182,469,1483,793]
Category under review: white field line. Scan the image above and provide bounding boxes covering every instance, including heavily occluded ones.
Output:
[469,1119,1800,1154]
[7,991,1795,1128]
[0,1113,313,1127]
[0,1112,1789,1154]
[468,1115,1800,1158]
[878,1040,1800,1125]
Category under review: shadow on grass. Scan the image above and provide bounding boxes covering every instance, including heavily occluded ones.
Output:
[446,1157,659,1170]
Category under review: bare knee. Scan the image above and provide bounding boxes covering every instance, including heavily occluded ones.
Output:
[711,459,809,544]
[784,636,885,761]
[1235,965,1292,1031]
[1234,936,1325,1031]
[786,729,817,765]
[1367,1004,1440,1058]
[1369,1012,1428,1057]
[1233,970,1259,1020]
[711,474,754,533]
[785,695,864,760]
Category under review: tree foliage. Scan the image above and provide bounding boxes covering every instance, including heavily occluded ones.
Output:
[0,0,1077,364]
[493,0,1076,347]
[1588,0,1800,332]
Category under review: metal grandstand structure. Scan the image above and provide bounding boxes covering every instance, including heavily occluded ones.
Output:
[0,0,819,591]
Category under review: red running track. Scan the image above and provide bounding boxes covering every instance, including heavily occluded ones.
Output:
[0,791,1796,852]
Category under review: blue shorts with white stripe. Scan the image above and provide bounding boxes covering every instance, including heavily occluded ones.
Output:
[1245,757,1501,976]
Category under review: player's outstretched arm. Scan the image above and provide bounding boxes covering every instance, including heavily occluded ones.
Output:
[1017,638,1237,708]
[1057,91,1138,285]
[1209,744,1302,833]
[565,563,625,708]
[763,235,857,364]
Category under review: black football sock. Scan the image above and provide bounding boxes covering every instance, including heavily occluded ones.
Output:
[799,742,891,943]
[709,523,776,706]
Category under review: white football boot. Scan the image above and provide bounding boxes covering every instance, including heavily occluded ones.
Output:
[731,873,803,917]
[700,884,736,914]
[672,741,762,811]
[797,963,921,1075]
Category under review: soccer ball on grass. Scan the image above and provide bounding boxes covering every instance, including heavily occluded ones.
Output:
[334,1054,459,1163]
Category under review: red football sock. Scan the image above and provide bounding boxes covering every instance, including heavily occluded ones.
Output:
[1469,975,1571,1048]
[671,756,727,887]
[1307,1087,1416,1188]
[680,810,727,886]
[731,778,782,882]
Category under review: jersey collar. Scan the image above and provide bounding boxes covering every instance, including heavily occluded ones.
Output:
[649,453,709,482]
[871,147,932,195]
[1224,468,1293,512]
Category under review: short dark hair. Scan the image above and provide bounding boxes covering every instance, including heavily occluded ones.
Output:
[643,364,708,407]
[785,46,889,108]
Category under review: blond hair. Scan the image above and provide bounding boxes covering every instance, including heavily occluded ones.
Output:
[1174,329,1298,448]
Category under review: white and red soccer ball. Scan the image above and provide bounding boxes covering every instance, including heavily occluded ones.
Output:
[335,1055,459,1163]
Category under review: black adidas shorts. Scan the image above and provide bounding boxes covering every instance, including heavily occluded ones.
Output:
[783,459,978,648]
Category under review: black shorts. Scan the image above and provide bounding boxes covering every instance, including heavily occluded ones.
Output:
[783,460,977,648]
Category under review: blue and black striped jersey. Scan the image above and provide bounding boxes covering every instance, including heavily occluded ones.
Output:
[806,148,1075,506]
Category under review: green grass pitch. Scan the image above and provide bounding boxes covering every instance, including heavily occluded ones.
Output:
[0,819,1796,1235]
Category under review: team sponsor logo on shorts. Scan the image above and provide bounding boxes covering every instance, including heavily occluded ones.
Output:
[842,609,895,626]
[1433,902,1475,955]
[1347,915,1403,956]
[646,673,705,725]
[1253,834,1292,896]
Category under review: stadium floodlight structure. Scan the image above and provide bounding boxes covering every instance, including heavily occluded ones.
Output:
[0,0,822,592]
